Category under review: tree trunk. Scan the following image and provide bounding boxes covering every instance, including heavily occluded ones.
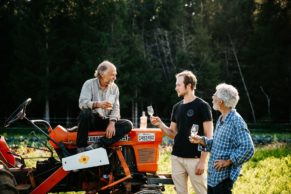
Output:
[229,36,256,123]
[154,30,168,81]
[44,98,50,122]
[132,88,138,128]
[44,34,50,122]
[260,86,271,119]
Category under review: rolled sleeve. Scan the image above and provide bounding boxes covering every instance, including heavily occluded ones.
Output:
[230,129,255,167]
[198,136,213,152]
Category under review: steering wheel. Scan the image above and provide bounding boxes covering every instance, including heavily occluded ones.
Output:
[4,98,32,127]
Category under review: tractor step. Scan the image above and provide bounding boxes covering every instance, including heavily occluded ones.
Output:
[16,184,31,191]
[147,174,174,185]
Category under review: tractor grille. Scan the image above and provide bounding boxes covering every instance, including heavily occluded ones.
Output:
[137,148,155,163]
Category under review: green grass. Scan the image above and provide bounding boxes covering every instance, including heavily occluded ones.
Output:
[233,143,291,194]
[11,142,53,167]
[158,143,291,194]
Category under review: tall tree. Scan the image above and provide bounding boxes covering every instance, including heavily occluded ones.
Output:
[245,0,291,122]
[210,0,256,122]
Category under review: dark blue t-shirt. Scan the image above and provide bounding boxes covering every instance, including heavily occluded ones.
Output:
[171,97,212,158]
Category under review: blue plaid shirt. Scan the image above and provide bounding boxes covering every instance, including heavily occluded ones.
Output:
[199,109,254,187]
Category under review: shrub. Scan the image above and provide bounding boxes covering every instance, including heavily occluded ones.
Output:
[158,143,290,194]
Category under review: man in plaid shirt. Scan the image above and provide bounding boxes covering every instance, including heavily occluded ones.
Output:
[189,83,254,194]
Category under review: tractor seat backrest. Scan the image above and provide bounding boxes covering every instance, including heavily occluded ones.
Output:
[67,126,78,132]
[48,125,106,149]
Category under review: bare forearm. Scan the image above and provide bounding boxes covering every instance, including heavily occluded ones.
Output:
[159,122,176,139]
[151,117,176,139]
[200,151,208,163]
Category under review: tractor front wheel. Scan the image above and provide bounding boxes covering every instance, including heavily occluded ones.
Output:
[0,167,18,194]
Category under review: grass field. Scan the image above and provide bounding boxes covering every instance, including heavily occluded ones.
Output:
[158,143,291,194]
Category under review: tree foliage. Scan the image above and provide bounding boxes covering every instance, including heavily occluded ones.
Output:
[0,0,290,125]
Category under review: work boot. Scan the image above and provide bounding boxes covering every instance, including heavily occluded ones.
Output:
[85,139,102,151]
[76,147,86,153]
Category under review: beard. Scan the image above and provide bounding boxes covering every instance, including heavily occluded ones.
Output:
[213,103,219,111]
[177,90,187,97]
[105,80,114,86]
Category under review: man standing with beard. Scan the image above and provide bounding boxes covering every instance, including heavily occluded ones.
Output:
[76,60,132,152]
[189,83,254,194]
[151,70,213,194]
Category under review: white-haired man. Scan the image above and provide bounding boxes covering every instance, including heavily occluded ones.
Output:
[76,60,133,152]
[189,83,254,194]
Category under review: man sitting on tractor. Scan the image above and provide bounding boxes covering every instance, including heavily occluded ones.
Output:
[76,60,133,153]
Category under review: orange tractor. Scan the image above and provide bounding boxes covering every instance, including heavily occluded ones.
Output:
[0,98,173,194]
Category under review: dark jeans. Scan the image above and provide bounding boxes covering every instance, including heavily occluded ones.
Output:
[208,178,234,194]
[76,109,133,148]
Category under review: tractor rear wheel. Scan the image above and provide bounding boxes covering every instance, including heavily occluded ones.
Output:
[0,167,18,194]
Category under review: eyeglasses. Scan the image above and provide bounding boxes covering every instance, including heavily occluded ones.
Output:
[212,93,221,102]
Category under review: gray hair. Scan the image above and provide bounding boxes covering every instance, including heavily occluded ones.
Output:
[94,60,115,78]
[216,83,240,108]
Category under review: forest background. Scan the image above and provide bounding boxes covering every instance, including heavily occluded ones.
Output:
[0,0,290,128]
